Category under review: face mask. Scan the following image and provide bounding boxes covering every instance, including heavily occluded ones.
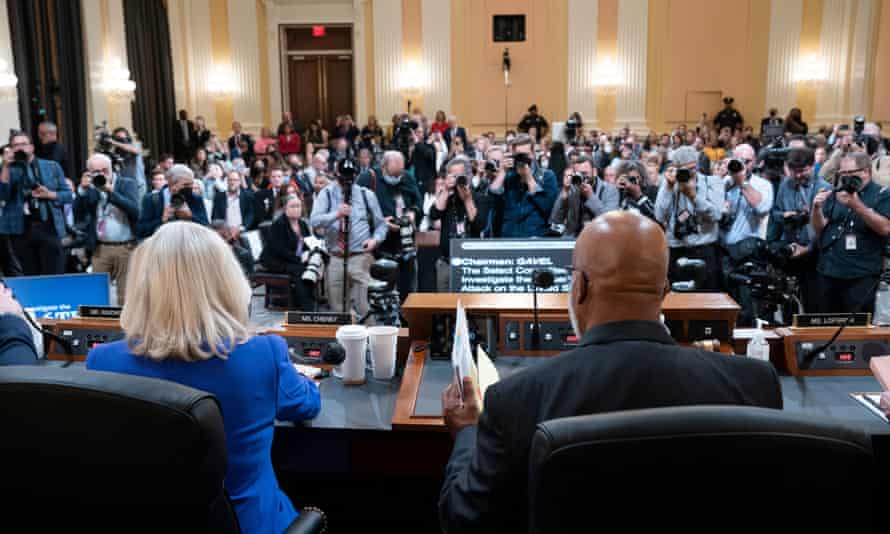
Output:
[283,175,291,185]
[383,174,401,186]
[604,144,613,153]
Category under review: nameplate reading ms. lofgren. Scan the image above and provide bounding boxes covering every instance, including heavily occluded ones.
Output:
[793,313,871,328]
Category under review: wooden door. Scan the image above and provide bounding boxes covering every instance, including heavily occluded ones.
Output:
[288,56,322,128]
[323,55,354,133]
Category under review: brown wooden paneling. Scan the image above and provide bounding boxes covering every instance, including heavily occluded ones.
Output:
[285,26,352,51]
[324,56,355,132]
[289,56,322,128]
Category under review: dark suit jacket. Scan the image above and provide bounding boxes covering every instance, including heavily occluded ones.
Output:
[212,189,256,230]
[73,175,140,253]
[137,187,209,238]
[443,127,468,151]
[193,127,211,151]
[258,215,310,270]
[228,133,255,160]
[173,119,195,157]
[254,188,287,224]
[439,320,783,534]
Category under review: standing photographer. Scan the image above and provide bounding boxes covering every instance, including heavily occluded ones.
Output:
[767,147,831,312]
[719,144,774,325]
[811,152,890,313]
[76,153,140,304]
[549,155,618,237]
[373,151,422,301]
[615,160,657,223]
[430,159,486,291]
[310,159,387,317]
[490,135,558,238]
[104,127,146,203]
[655,146,725,289]
[0,131,73,275]
[137,164,209,238]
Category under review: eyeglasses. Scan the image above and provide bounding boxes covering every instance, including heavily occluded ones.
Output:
[838,168,867,177]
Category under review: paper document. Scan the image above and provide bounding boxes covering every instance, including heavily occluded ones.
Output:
[850,393,889,423]
[452,300,477,399]
[476,345,500,398]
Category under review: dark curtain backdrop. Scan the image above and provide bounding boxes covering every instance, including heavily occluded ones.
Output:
[124,0,176,163]
[6,0,88,178]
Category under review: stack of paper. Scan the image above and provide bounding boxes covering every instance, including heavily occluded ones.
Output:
[451,300,500,400]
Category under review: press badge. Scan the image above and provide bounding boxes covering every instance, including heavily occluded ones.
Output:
[846,234,857,251]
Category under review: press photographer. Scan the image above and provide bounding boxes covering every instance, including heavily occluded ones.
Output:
[0,130,73,275]
[137,164,209,238]
[655,146,725,290]
[549,155,618,237]
[75,153,140,304]
[615,160,657,223]
[490,134,558,238]
[309,159,387,318]
[430,158,486,291]
[373,151,422,302]
[811,152,890,313]
[95,125,146,202]
[766,147,831,312]
[719,145,774,325]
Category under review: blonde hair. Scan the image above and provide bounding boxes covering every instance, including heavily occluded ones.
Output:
[121,221,251,361]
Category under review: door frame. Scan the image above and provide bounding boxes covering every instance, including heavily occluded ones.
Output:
[279,24,355,126]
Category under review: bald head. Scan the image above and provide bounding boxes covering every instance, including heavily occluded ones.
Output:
[569,212,668,335]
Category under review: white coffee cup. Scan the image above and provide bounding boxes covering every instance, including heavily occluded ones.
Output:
[367,326,399,380]
[336,325,368,385]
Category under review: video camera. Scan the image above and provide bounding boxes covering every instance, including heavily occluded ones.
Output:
[726,239,803,325]
[360,258,403,326]
[391,118,419,160]
[93,121,125,172]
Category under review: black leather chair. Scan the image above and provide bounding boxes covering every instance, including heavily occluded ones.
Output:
[0,366,326,533]
[529,406,877,534]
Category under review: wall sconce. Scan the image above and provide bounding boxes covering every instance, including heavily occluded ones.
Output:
[594,57,620,96]
[795,53,828,88]
[208,64,237,102]
[102,58,136,102]
[399,61,423,112]
[0,59,17,102]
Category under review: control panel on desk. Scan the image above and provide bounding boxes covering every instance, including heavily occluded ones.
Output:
[56,327,125,356]
[501,315,577,355]
[794,339,890,371]
[281,336,336,364]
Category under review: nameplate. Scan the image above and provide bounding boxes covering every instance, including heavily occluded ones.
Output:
[286,311,352,326]
[78,306,123,320]
[792,313,871,328]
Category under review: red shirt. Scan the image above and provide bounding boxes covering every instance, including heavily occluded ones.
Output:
[277,133,302,155]
[431,121,449,134]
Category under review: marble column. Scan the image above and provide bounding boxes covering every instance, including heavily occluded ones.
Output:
[566,0,598,128]
[0,0,18,137]
[815,0,855,124]
[765,0,802,116]
[373,0,403,125]
[615,0,647,133]
[421,0,451,118]
[228,0,263,133]
[105,0,133,132]
[847,0,876,116]
[167,0,217,131]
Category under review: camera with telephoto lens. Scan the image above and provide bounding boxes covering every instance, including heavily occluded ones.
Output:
[673,210,698,240]
[391,118,419,160]
[170,193,187,210]
[12,149,28,164]
[90,171,107,190]
[785,210,809,227]
[301,235,329,285]
[513,152,533,168]
[484,159,499,174]
[92,121,125,172]
[836,173,863,194]
[396,215,417,263]
[455,174,468,188]
[570,173,586,187]
[854,115,865,136]
[675,168,693,183]
[727,159,745,175]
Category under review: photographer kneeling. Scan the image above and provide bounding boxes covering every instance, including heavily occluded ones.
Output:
[655,146,725,290]
[549,155,618,237]
[767,147,831,312]
[719,144,774,325]
[373,151,422,302]
[812,152,890,313]
[430,158,486,291]
[137,164,209,238]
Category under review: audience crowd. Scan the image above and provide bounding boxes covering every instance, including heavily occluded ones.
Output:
[2,100,890,325]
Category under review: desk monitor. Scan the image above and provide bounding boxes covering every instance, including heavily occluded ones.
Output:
[5,273,110,319]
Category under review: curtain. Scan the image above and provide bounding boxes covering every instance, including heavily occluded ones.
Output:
[124,0,177,163]
[6,0,88,178]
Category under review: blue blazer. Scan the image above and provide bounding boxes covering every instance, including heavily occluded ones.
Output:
[86,334,320,534]
[0,158,73,237]
[137,186,209,238]
[211,189,256,230]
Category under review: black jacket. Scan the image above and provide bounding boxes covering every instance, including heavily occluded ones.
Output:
[254,187,288,224]
[372,175,422,255]
[443,127,468,150]
[439,320,783,534]
[211,189,256,230]
[411,142,437,190]
[137,187,209,238]
[259,216,310,269]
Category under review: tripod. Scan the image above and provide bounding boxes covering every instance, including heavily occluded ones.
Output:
[340,183,353,316]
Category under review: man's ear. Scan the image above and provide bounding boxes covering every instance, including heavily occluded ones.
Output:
[573,272,588,309]
[662,278,670,299]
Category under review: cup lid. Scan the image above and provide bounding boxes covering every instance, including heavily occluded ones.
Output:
[367,326,399,335]
[336,325,368,339]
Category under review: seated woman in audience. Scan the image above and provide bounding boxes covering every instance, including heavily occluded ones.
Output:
[785,107,808,135]
[303,119,327,150]
[86,221,320,534]
[258,194,316,311]
[360,115,383,148]
[431,110,449,135]
[189,147,209,177]
[277,123,302,157]
[254,127,279,156]
[206,133,229,162]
